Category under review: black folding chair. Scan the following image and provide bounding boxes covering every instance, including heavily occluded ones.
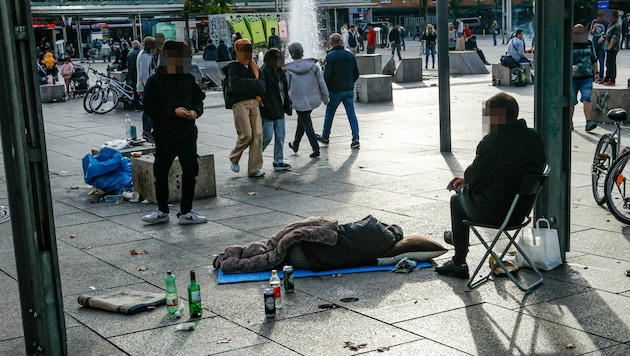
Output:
[465,165,550,293]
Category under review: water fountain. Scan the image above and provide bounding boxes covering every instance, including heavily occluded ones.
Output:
[288,0,324,61]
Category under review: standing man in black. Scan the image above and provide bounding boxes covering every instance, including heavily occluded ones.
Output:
[388,24,402,60]
[268,27,282,49]
[436,93,547,279]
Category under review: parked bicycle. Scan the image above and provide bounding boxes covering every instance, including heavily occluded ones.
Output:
[87,71,136,114]
[591,108,630,223]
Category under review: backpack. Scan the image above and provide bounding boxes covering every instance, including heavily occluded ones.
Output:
[348,33,357,48]
[512,67,528,87]
[221,63,233,109]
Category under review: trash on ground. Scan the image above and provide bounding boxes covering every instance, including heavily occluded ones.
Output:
[176,322,196,331]
[247,191,257,195]
[377,346,390,352]
[70,186,79,189]
[392,257,417,273]
[137,265,148,271]
[566,343,576,349]
[216,338,231,344]
[343,341,367,351]
[77,289,165,314]
[0,206,9,225]
[69,234,76,239]
[626,269,630,277]
[130,249,148,255]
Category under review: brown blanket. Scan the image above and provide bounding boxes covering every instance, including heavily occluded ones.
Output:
[220,216,339,273]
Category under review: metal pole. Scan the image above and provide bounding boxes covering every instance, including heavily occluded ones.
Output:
[502,0,506,44]
[437,0,451,152]
[534,0,573,261]
[507,0,512,37]
[0,1,67,354]
[76,16,84,62]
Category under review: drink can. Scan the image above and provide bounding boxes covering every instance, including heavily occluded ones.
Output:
[130,125,137,140]
[264,288,276,318]
[283,265,294,293]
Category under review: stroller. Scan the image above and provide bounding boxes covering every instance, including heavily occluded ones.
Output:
[69,65,90,98]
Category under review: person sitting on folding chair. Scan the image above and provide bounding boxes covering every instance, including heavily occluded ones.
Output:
[435,92,547,279]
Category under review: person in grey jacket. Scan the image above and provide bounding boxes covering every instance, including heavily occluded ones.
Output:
[286,41,329,158]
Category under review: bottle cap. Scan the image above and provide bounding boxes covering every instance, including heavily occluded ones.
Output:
[167,270,172,274]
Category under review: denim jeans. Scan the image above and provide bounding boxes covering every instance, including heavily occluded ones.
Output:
[262,117,286,164]
[595,45,606,78]
[322,90,359,142]
[141,92,152,134]
[425,43,436,67]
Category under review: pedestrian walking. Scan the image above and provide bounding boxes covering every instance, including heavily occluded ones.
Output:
[490,21,499,46]
[136,36,158,141]
[389,24,402,60]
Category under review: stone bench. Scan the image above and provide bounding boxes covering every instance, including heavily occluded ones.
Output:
[393,58,423,83]
[491,64,532,86]
[131,154,216,204]
[355,74,392,103]
[40,83,65,103]
[449,51,489,75]
[356,54,382,75]
[591,87,630,123]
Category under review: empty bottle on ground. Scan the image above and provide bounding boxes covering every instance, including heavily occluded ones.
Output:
[165,270,179,314]
[269,269,282,308]
[188,269,203,318]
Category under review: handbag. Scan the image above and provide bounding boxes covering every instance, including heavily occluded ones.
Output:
[456,37,465,51]
[515,218,562,271]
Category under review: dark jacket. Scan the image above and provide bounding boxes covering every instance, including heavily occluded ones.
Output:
[323,45,359,92]
[203,44,218,60]
[126,48,140,85]
[260,66,292,119]
[388,27,401,43]
[217,43,231,62]
[228,62,266,105]
[268,34,282,49]
[462,119,546,220]
[142,73,205,137]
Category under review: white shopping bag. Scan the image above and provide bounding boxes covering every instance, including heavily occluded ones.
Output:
[516,218,562,271]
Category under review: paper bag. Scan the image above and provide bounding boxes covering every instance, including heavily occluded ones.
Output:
[456,37,465,51]
[516,218,562,270]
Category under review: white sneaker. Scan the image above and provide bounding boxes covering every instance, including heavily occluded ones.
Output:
[142,209,169,225]
[177,211,208,225]
[248,170,265,178]
[231,162,240,173]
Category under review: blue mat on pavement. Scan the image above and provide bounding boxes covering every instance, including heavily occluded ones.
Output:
[217,261,432,284]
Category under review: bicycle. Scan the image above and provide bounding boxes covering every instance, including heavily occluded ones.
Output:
[82,68,106,113]
[88,74,136,114]
[603,109,630,224]
[591,108,629,222]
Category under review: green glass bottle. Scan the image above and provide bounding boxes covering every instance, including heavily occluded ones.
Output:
[188,269,202,318]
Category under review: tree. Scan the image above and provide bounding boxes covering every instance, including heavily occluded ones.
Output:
[183,0,234,14]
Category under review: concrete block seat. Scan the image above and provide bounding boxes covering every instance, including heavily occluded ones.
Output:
[393,58,423,83]
[591,87,630,123]
[131,154,217,204]
[355,74,392,103]
[449,51,489,75]
[491,64,532,87]
[356,54,382,75]
[40,83,66,103]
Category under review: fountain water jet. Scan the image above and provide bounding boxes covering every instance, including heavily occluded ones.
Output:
[288,0,324,61]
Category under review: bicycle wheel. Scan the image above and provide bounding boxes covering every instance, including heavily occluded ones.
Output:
[592,134,616,205]
[89,88,119,114]
[83,85,100,113]
[604,150,630,224]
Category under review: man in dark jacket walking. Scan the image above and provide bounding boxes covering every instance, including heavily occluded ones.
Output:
[389,24,402,60]
[141,41,207,225]
[318,33,361,149]
[436,93,547,279]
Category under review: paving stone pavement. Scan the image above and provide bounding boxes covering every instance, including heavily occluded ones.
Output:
[1,38,630,355]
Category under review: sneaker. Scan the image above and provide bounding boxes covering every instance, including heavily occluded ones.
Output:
[230,162,240,173]
[435,260,470,279]
[177,211,207,225]
[142,209,169,225]
[443,231,453,246]
[249,170,265,178]
[603,80,615,86]
[142,132,154,143]
[288,142,298,153]
[350,140,360,149]
[273,163,291,171]
[585,120,598,132]
[310,151,320,158]
[316,135,329,145]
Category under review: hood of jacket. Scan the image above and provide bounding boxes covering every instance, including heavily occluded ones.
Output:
[286,58,319,75]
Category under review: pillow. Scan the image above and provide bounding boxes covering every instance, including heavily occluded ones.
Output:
[377,235,448,265]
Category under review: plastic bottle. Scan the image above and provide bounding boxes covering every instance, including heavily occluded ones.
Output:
[165,270,179,314]
[125,114,132,140]
[103,195,123,203]
[188,269,203,318]
[269,270,282,308]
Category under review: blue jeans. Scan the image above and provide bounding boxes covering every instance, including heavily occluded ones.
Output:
[492,32,497,46]
[322,90,359,142]
[141,93,152,134]
[262,117,286,164]
[595,45,605,78]
[425,43,436,67]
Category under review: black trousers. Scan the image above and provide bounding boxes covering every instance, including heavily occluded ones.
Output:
[604,49,617,82]
[293,110,320,153]
[153,129,199,214]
